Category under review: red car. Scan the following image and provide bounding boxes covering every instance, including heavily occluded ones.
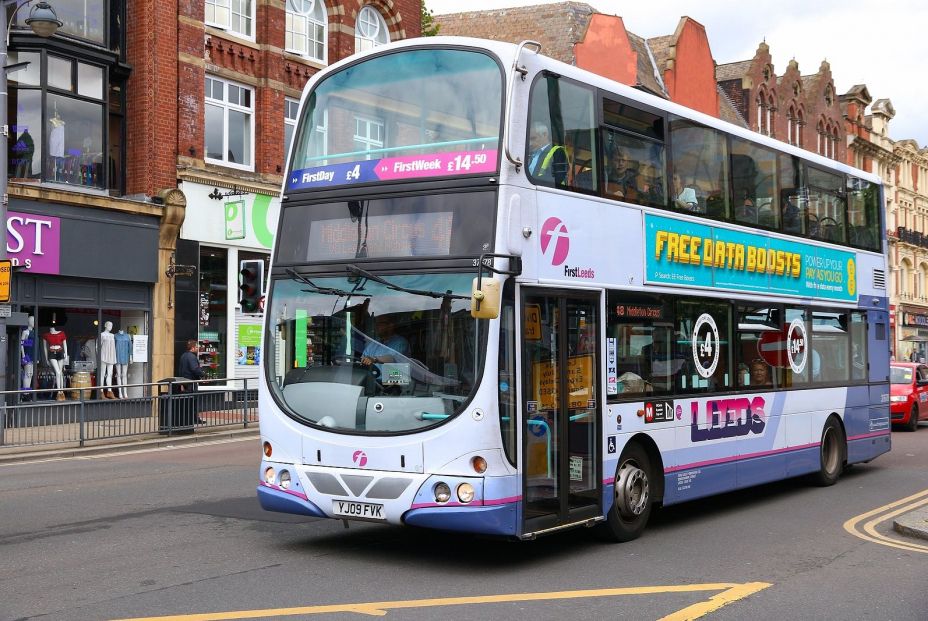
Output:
[890,362,927,431]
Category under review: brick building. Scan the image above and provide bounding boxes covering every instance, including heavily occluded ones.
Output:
[166,0,421,385]
[4,1,420,397]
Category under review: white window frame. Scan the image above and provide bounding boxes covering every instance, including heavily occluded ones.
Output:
[284,97,300,162]
[353,115,384,159]
[205,75,255,171]
[286,0,328,63]
[205,0,255,40]
[355,5,389,53]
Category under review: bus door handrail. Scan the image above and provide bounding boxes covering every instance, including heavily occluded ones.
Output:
[504,40,542,172]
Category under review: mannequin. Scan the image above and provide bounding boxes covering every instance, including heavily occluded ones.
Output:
[99,321,117,399]
[114,328,131,399]
[49,105,65,181]
[20,316,35,396]
[42,326,68,401]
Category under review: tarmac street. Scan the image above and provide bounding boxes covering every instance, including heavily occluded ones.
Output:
[0,427,926,621]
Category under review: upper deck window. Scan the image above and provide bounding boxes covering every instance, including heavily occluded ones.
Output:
[288,48,503,191]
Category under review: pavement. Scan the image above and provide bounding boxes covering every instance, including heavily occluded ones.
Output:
[893,505,928,542]
[2,425,926,543]
[0,426,260,465]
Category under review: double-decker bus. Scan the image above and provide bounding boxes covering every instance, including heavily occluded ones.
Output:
[257,37,890,541]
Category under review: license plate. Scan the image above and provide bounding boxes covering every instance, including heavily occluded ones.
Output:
[332,500,385,520]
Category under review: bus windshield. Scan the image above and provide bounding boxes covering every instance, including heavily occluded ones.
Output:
[287,47,503,191]
[266,271,482,433]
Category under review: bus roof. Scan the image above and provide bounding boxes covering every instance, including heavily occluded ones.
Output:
[320,36,882,187]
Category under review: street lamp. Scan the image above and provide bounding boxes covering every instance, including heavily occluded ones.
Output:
[0,0,61,395]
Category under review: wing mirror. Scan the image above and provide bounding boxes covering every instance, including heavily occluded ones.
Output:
[471,277,500,319]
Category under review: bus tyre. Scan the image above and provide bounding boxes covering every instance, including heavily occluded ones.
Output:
[811,417,845,487]
[907,405,920,432]
[599,443,652,542]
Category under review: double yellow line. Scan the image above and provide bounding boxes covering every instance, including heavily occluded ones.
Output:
[843,488,928,553]
[113,582,772,621]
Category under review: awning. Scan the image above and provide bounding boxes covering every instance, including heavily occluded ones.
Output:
[901,335,928,342]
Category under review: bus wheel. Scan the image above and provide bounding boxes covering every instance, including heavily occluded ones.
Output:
[599,443,652,542]
[907,405,920,432]
[810,417,845,487]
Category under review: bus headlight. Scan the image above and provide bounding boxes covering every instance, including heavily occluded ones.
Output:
[457,483,475,504]
[434,482,451,503]
[278,470,291,490]
[264,467,276,485]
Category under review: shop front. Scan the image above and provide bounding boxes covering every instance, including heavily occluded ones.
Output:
[175,182,280,386]
[7,199,159,400]
[899,307,928,363]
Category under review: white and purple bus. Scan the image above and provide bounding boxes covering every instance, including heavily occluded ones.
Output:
[257,37,890,541]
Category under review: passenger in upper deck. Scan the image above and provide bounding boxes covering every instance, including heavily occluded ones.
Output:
[606,150,642,201]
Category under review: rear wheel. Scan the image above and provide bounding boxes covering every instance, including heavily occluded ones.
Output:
[908,404,920,432]
[598,443,652,542]
[810,417,845,486]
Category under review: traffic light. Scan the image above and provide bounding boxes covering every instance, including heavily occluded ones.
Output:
[239,260,264,313]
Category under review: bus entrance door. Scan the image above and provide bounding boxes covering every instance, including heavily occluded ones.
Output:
[521,290,602,535]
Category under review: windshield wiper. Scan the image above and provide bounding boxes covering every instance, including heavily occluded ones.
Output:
[346,265,469,300]
[285,268,370,297]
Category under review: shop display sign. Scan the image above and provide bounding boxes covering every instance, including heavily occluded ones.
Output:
[237,324,262,366]
[6,211,61,274]
[225,200,246,240]
[132,334,149,362]
[0,259,10,302]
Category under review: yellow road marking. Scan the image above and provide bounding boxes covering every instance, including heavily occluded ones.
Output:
[111,582,772,621]
[843,488,928,554]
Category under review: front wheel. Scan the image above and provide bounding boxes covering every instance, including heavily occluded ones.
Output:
[907,404,920,432]
[598,443,653,542]
[810,417,845,487]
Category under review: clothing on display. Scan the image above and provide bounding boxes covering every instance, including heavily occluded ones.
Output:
[100,330,116,365]
[21,329,34,364]
[43,330,67,360]
[115,331,131,365]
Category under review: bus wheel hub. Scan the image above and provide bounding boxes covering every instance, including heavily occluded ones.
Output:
[616,462,649,518]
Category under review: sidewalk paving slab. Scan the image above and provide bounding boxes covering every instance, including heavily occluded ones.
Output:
[0,426,260,465]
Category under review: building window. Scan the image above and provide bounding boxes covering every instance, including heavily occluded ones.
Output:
[7,51,108,189]
[284,97,300,161]
[353,115,384,158]
[9,1,105,45]
[286,0,327,62]
[206,0,254,39]
[205,76,253,169]
[355,5,389,52]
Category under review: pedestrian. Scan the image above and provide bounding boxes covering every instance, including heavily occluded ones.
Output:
[178,339,206,424]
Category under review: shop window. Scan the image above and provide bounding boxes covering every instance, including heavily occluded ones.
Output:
[7,52,109,189]
[354,5,389,53]
[199,247,228,380]
[669,117,730,219]
[205,75,254,170]
[286,0,327,63]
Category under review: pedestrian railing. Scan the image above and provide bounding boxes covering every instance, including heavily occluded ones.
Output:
[0,377,258,450]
